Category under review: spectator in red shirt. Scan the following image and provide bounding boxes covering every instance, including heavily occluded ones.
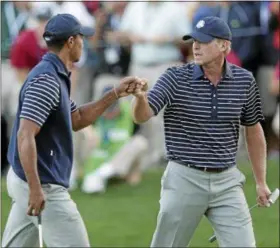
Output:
[10,8,52,83]
[83,1,101,15]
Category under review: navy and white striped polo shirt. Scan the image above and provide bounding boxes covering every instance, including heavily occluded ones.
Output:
[20,73,77,127]
[8,52,78,187]
[147,61,264,168]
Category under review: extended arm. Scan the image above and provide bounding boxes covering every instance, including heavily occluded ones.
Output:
[131,92,154,124]
[132,69,177,124]
[71,90,118,131]
[72,76,143,131]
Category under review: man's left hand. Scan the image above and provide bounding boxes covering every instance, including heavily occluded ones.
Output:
[256,183,271,207]
[115,76,145,98]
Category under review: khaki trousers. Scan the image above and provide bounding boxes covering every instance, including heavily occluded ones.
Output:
[2,168,90,247]
[151,161,256,247]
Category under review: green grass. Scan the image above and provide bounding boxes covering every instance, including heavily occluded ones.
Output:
[1,159,279,247]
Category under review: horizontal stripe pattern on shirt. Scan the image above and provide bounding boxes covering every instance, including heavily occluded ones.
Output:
[147,62,264,168]
[20,73,77,126]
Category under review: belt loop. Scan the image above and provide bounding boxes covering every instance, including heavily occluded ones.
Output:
[204,167,207,172]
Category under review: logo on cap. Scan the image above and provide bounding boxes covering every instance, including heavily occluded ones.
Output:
[196,20,205,29]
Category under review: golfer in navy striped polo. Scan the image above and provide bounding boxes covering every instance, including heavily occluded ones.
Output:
[132,16,271,247]
[2,13,144,247]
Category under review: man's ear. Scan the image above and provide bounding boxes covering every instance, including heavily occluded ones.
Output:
[220,41,227,52]
[67,36,75,48]
[215,39,225,52]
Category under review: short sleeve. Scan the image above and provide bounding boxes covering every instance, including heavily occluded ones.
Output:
[147,68,177,115]
[20,74,60,126]
[70,99,78,113]
[240,79,264,126]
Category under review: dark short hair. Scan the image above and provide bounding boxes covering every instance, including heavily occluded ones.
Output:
[45,35,77,52]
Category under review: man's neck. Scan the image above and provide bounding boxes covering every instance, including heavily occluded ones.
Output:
[48,51,74,74]
[56,52,73,72]
[202,57,225,85]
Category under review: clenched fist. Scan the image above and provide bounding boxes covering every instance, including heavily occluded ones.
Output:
[115,76,147,98]
[133,78,148,98]
[27,187,45,216]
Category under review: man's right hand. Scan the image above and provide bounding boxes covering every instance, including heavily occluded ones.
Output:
[133,78,148,98]
[115,76,145,98]
[27,188,46,216]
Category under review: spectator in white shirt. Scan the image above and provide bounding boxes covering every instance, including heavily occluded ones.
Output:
[119,1,190,67]
[32,1,95,27]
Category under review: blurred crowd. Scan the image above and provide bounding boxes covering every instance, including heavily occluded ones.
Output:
[1,1,279,193]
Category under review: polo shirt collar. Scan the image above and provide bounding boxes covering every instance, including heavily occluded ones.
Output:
[43,52,71,78]
[193,60,234,79]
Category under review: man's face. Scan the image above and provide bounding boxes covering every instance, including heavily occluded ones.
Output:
[68,35,84,63]
[192,39,223,65]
